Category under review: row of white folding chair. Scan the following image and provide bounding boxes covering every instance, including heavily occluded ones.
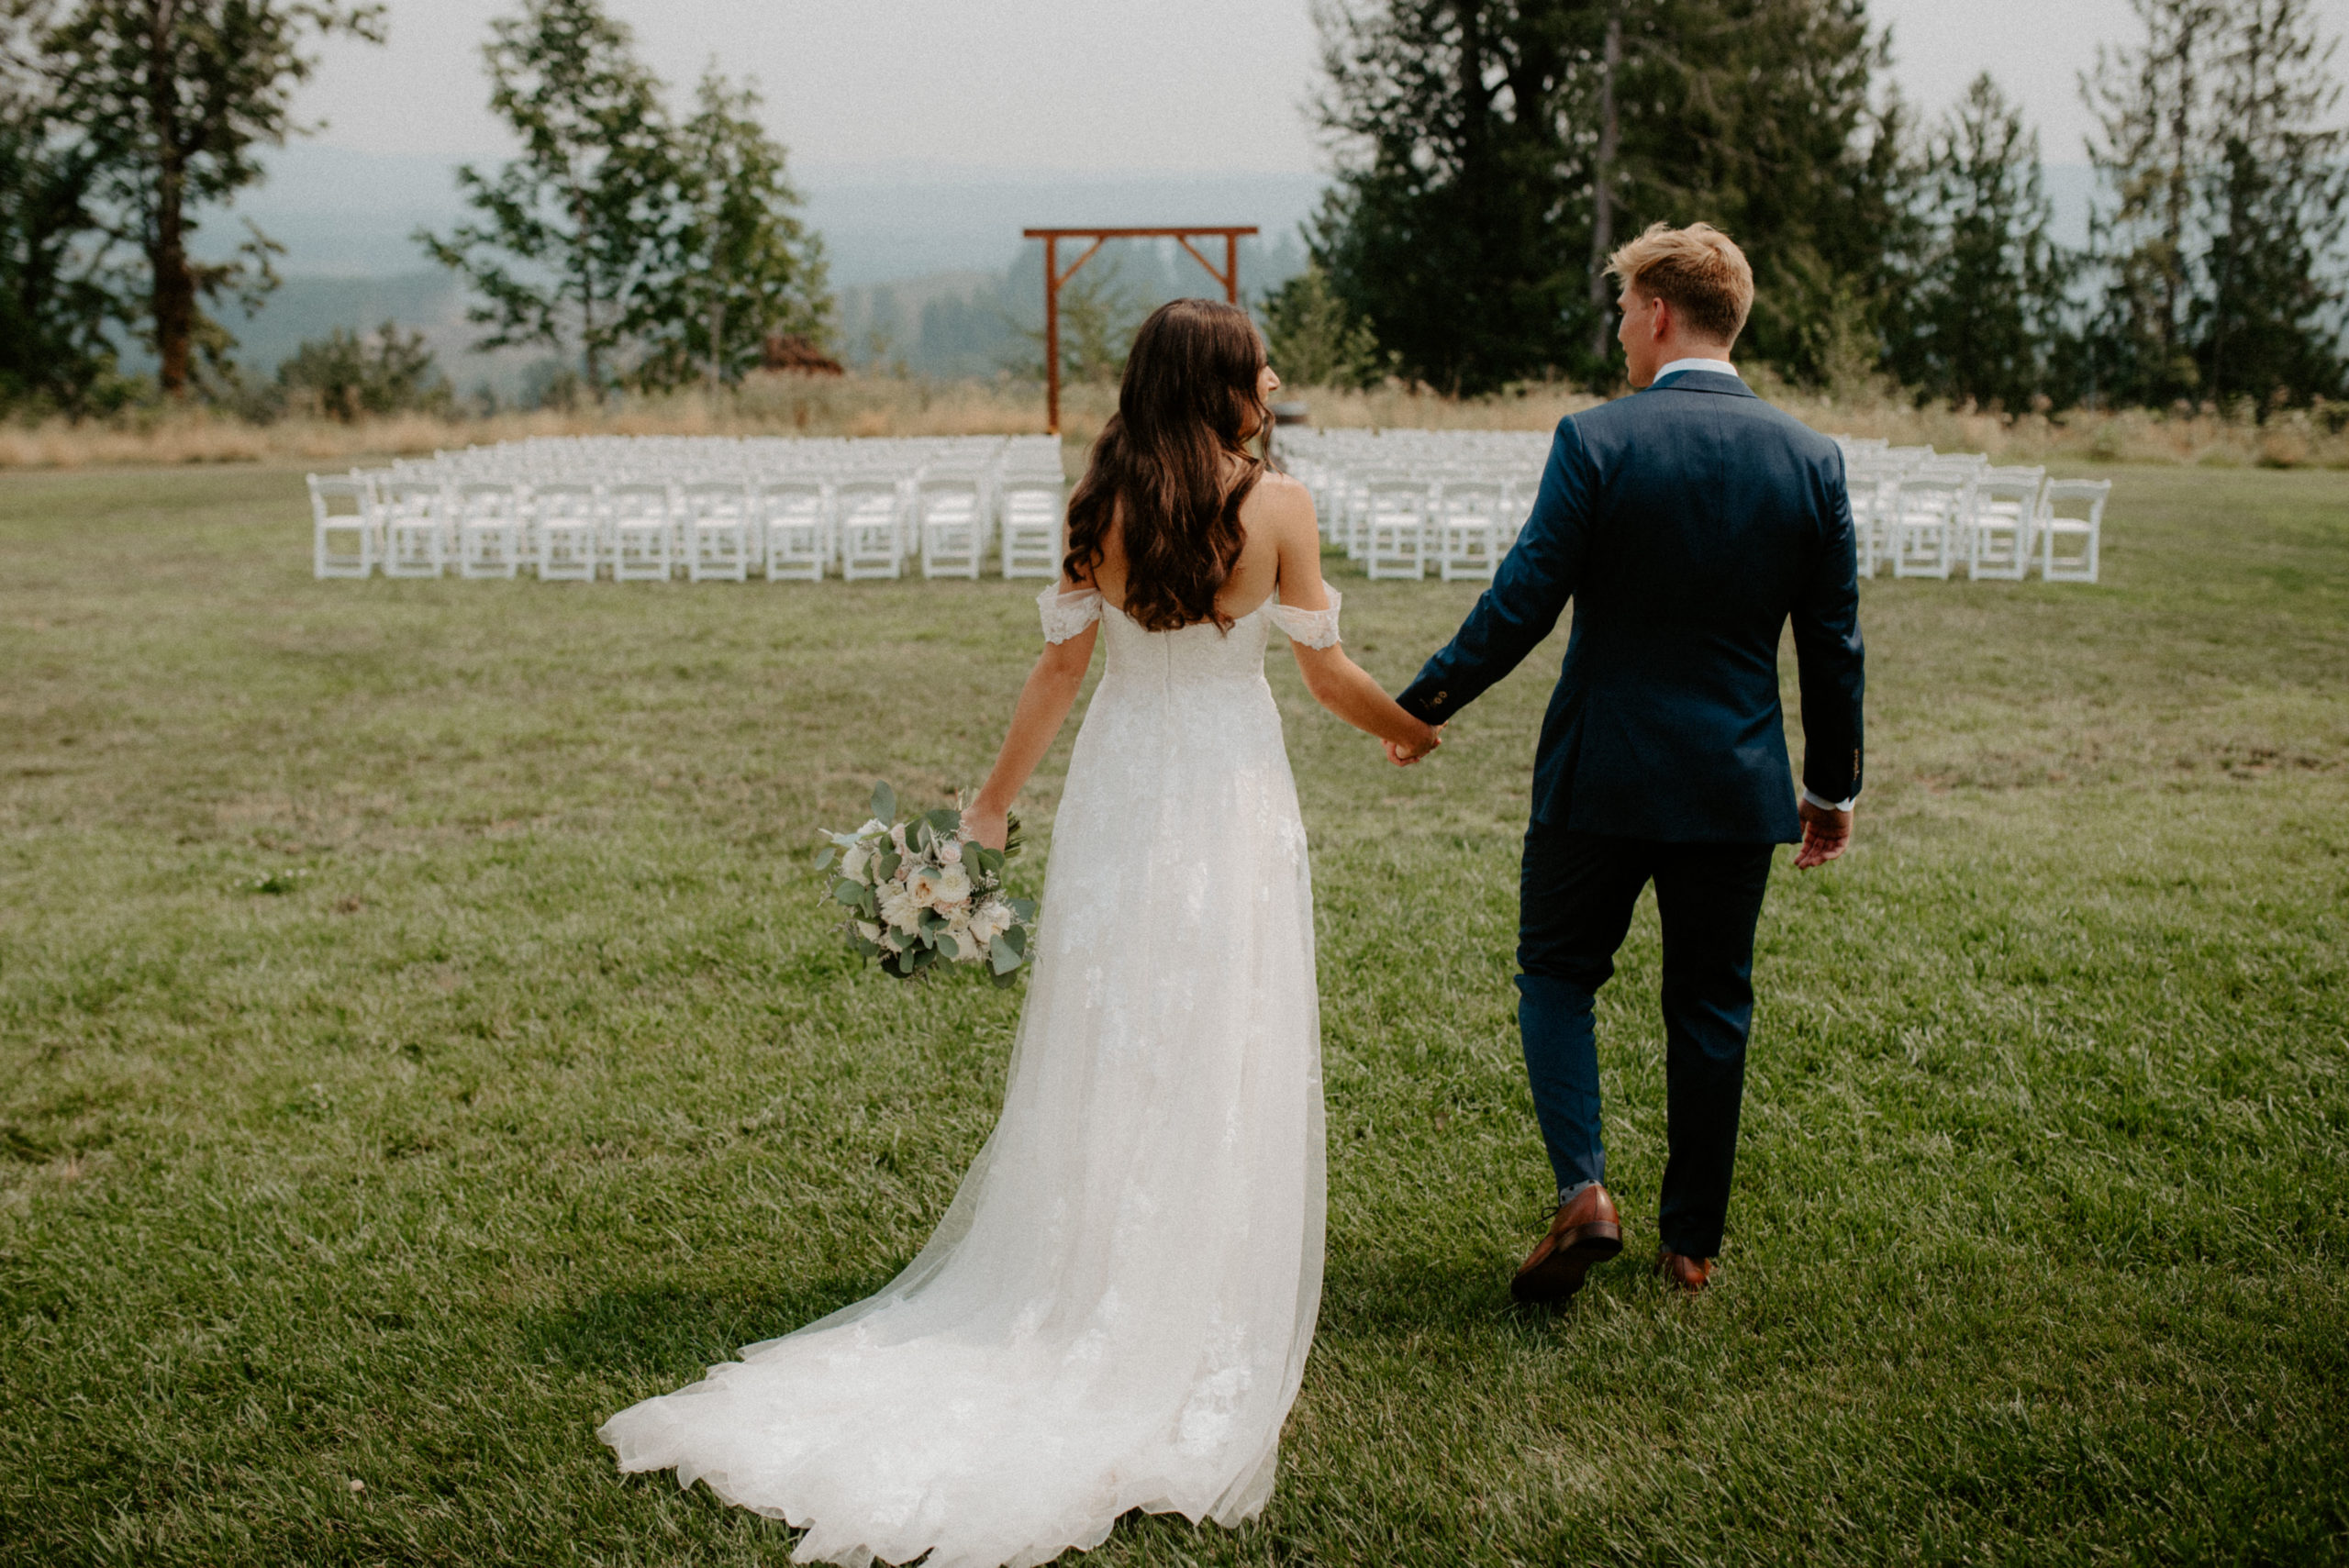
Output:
[1357,476,1521,582]
[318,471,1065,584]
[1848,467,2106,583]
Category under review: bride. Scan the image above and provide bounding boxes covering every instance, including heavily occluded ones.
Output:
[599,298,1443,1568]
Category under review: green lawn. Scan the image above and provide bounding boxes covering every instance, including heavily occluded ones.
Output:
[2,462,2344,1566]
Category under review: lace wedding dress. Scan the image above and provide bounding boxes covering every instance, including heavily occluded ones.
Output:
[599,584,1342,1568]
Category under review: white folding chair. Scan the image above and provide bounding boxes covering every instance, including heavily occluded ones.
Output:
[1966,467,2045,581]
[998,480,1063,579]
[607,482,674,582]
[759,480,830,582]
[308,473,374,578]
[1890,475,1965,580]
[681,481,754,583]
[380,480,450,578]
[917,478,985,580]
[2037,479,2110,583]
[837,481,907,581]
[454,481,528,579]
[532,482,601,581]
[1364,479,1431,580]
[1434,480,1505,582]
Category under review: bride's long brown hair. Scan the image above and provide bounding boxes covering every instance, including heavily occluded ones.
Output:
[1063,298,1273,633]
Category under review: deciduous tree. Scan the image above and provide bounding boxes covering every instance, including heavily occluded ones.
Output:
[43,0,384,397]
[419,0,675,401]
[629,68,830,392]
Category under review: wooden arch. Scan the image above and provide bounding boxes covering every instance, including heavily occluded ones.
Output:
[1021,226,1259,435]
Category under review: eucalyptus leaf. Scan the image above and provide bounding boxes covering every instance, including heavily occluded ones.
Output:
[831,878,865,906]
[814,846,836,871]
[871,781,895,824]
[989,933,1022,974]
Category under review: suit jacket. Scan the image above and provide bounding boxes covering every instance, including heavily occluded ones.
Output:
[1396,367,1865,844]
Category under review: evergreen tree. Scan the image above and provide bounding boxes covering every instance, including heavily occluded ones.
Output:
[1886,74,2075,409]
[0,0,129,410]
[1309,0,1904,394]
[1310,0,1595,395]
[2082,0,2227,406]
[629,69,830,392]
[419,0,676,401]
[1260,259,1387,387]
[2193,0,2346,405]
[1620,0,1908,385]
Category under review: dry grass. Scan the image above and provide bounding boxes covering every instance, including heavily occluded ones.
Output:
[7,369,2349,471]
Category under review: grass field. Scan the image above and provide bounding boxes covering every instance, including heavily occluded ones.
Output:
[3,461,2345,1566]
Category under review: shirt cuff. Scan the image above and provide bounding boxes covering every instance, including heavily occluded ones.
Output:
[1802,787,1856,813]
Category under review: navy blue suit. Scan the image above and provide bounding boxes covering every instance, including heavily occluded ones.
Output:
[1397,367,1865,1258]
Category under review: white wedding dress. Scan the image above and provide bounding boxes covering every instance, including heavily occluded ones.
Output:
[599,583,1341,1568]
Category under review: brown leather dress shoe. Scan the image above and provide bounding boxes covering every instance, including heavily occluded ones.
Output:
[1510,1184,1623,1305]
[1653,1247,1715,1293]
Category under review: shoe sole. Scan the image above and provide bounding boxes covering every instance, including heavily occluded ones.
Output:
[1509,1222,1623,1306]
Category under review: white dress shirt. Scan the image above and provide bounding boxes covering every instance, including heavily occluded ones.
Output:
[1654,355,1855,814]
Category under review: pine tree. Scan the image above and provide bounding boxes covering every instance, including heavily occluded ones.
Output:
[419,0,676,401]
[1308,0,1903,394]
[2193,0,2346,406]
[1260,260,1387,388]
[0,0,128,410]
[1310,0,1594,395]
[1886,74,2075,410]
[2082,0,2228,406]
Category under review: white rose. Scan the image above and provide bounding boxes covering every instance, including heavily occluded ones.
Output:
[936,839,963,865]
[858,818,885,838]
[931,864,972,910]
[907,867,943,906]
[966,898,1011,946]
[841,845,870,881]
[855,919,882,942]
[878,884,923,933]
[889,823,909,852]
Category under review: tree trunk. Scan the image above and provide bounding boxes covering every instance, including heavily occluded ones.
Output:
[146,0,194,398]
[1587,2,1621,366]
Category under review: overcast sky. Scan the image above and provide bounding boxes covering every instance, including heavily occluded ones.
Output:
[295,0,2347,173]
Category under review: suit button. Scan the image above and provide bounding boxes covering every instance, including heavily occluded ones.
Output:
[1433,690,1448,706]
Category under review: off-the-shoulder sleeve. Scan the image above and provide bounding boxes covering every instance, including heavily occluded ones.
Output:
[1037,584,1103,644]
[1268,590,1342,650]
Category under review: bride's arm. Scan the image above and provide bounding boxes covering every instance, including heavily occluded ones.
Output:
[966,583,1099,852]
[1264,479,1443,758]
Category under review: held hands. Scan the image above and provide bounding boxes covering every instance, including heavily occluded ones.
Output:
[1383,721,1445,767]
[1794,797,1853,870]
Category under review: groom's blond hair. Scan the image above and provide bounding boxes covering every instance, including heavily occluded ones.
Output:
[1607,223,1753,345]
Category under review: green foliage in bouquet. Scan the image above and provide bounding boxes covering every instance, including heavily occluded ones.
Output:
[815,781,1037,985]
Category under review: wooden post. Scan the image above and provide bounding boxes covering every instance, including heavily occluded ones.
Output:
[1224,232,1240,304]
[1044,233,1062,436]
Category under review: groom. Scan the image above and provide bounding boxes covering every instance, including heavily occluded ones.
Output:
[1388,222,1865,1303]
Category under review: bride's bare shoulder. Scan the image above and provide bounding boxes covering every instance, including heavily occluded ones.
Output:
[1243,470,1316,545]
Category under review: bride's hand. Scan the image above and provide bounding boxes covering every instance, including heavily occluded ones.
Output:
[964,802,1010,851]
[1384,721,1443,766]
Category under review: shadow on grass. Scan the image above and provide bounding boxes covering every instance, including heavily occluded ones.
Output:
[519,1270,900,1376]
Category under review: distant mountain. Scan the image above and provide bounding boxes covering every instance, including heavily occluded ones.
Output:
[225,144,1330,285]
[194,143,2104,387]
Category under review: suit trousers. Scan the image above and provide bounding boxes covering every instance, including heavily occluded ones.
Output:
[1516,826,1776,1259]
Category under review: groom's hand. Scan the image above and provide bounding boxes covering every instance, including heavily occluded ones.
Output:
[1794,798,1853,870]
[1383,723,1444,766]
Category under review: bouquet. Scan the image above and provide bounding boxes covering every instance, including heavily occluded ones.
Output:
[816,782,1038,984]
